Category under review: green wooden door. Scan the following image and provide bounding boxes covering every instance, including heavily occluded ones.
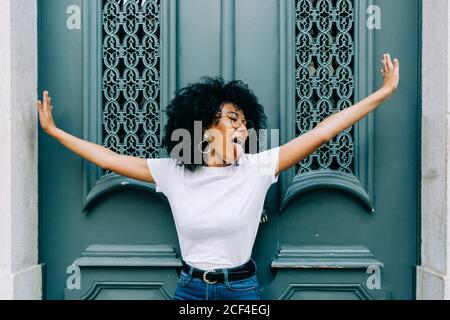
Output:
[38,0,420,299]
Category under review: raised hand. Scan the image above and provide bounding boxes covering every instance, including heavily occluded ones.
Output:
[381,53,400,96]
[36,91,57,135]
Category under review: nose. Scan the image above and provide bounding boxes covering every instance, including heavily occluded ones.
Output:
[235,119,248,131]
[237,124,246,133]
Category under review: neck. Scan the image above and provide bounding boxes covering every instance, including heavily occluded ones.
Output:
[204,153,231,167]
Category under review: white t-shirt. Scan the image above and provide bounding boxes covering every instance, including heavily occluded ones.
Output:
[146,146,280,270]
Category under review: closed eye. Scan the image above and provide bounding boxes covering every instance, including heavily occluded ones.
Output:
[227,112,246,123]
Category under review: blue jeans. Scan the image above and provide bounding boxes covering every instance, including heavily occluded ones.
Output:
[173,259,261,300]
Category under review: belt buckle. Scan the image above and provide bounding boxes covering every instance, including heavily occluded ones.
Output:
[202,269,218,284]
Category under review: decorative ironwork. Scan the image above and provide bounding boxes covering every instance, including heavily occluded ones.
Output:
[295,0,355,174]
[101,0,161,174]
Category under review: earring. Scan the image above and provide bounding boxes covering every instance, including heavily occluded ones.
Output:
[203,130,211,141]
[198,139,211,154]
[198,131,211,154]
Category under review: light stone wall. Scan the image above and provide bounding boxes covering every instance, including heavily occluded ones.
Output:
[0,0,41,300]
[417,0,450,300]
[0,0,448,300]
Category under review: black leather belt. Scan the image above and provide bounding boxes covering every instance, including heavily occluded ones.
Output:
[181,259,256,284]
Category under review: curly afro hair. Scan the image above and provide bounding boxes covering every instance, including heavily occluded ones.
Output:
[161,76,268,172]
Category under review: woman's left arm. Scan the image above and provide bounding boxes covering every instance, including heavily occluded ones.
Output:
[276,53,400,175]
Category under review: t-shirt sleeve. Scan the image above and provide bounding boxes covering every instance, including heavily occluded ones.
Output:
[247,146,281,186]
[146,157,177,195]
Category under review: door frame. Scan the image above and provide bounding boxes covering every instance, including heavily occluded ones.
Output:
[0,0,432,299]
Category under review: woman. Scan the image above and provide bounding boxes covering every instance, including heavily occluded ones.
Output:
[37,53,400,300]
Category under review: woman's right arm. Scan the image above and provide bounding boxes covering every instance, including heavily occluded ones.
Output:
[36,91,155,183]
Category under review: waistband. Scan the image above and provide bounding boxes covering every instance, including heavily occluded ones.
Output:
[181,258,257,284]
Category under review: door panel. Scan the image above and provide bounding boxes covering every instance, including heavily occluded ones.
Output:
[39,0,419,299]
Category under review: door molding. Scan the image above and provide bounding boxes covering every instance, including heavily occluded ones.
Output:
[278,0,375,213]
[268,245,391,300]
[65,244,181,300]
[81,0,176,212]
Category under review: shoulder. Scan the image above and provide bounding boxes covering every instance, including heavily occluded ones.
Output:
[239,147,280,166]
[238,146,280,175]
[146,157,183,173]
[146,157,184,194]
[146,157,177,165]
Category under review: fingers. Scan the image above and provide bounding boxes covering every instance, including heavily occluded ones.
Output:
[41,90,53,112]
[386,53,394,70]
[381,54,386,76]
[393,58,400,73]
[381,53,400,73]
[43,91,49,108]
[383,53,392,71]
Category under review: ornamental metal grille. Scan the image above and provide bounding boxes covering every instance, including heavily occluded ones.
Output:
[102,0,161,174]
[295,0,355,174]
